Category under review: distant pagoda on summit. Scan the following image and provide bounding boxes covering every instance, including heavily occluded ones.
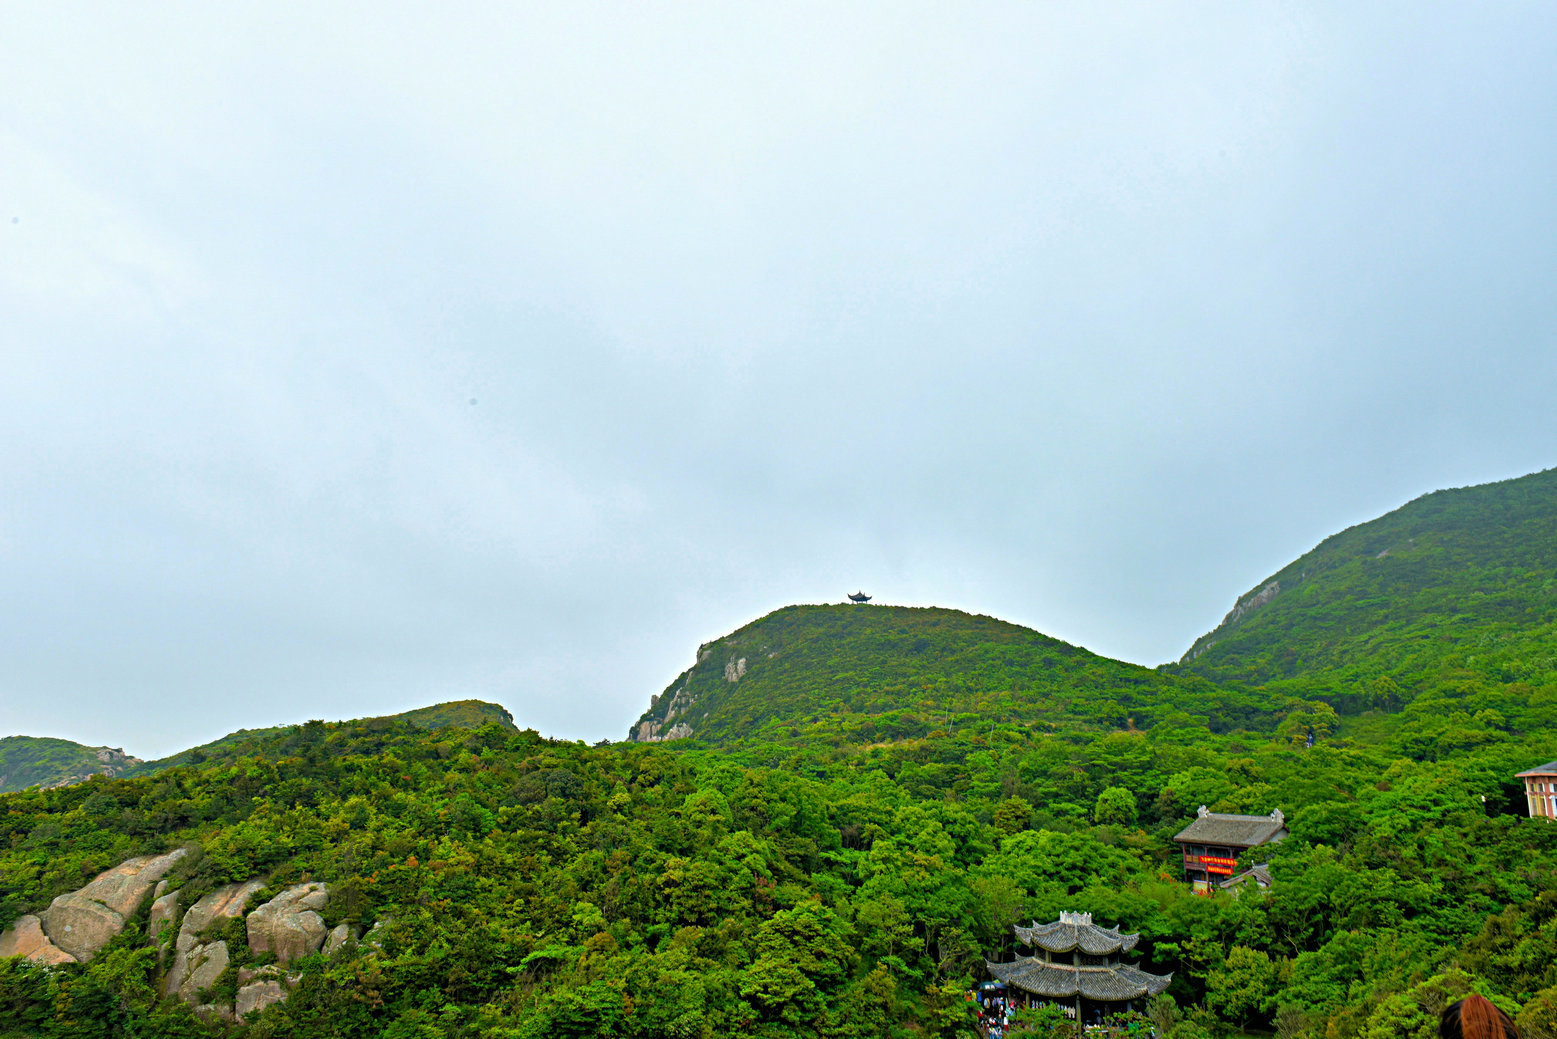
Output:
[985,912,1171,1022]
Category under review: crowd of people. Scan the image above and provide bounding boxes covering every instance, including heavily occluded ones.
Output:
[969,983,1013,1037]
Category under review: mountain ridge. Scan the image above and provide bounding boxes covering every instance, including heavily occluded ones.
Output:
[0,699,517,793]
[1171,466,1557,690]
[627,602,1271,746]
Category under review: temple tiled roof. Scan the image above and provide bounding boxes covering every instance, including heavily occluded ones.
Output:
[1014,913,1139,955]
[1173,807,1287,848]
[1217,864,1273,890]
[1516,761,1557,777]
[986,958,1173,1001]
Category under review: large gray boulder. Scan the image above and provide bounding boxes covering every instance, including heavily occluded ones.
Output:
[235,966,293,1019]
[170,939,229,1004]
[164,880,265,1002]
[246,882,328,964]
[33,848,187,962]
[0,914,76,965]
[235,978,286,1018]
[72,849,187,917]
[176,880,266,950]
[37,894,122,963]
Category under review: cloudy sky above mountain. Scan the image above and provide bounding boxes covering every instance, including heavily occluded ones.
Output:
[4,3,1555,755]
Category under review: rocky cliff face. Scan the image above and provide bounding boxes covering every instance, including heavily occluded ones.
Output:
[246,882,329,964]
[1180,580,1281,663]
[629,639,760,743]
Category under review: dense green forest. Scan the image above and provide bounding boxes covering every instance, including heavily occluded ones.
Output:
[4,469,1557,1038]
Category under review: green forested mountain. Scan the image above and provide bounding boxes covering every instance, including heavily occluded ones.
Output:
[3,472,1557,1039]
[628,605,1264,746]
[0,738,142,794]
[1,701,514,793]
[1181,467,1557,682]
[1171,467,1557,752]
[119,699,517,778]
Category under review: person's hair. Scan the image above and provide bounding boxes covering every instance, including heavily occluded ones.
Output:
[1440,995,1519,1039]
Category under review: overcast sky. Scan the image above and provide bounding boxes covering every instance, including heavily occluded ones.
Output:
[3,3,1555,756]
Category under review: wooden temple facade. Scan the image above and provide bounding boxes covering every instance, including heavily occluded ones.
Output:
[1173,806,1287,894]
[984,912,1172,1023]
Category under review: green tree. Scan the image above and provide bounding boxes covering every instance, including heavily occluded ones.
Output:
[1094,786,1137,826]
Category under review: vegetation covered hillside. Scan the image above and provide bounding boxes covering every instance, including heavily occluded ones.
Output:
[629,605,1264,747]
[120,700,517,779]
[7,470,1557,1037]
[1170,468,1557,747]
[1,702,515,793]
[1,698,1554,1038]
[0,738,142,794]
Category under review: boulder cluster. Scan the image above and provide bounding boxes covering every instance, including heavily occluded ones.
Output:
[0,851,358,1022]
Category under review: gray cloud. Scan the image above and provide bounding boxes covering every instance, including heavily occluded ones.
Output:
[2,4,1554,754]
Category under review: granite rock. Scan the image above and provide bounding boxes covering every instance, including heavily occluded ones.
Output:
[148,890,180,944]
[164,880,264,1002]
[246,882,328,964]
[31,848,187,962]
[0,914,77,965]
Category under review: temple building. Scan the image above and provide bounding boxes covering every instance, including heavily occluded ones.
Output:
[1173,806,1287,894]
[984,912,1172,1022]
[1517,761,1557,820]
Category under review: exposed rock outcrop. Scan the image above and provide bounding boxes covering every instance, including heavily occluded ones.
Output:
[0,914,76,965]
[169,939,230,1005]
[633,679,699,742]
[148,889,180,944]
[247,883,329,964]
[1222,581,1280,628]
[38,894,125,963]
[235,966,294,1018]
[164,880,265,1003]
[1182,580,1282,662]
[0,848,188,964]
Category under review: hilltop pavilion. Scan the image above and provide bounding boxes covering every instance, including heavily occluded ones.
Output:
[984,912,1172,1023]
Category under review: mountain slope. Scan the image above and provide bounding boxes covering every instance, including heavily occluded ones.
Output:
[1171,467,1557,735]
[0,737,142,793]
[2,700,516,791]
[629,603,1265,745]
[119,698,517,776]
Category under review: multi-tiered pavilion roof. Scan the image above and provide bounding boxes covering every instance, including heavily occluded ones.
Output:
[986,912,1171,1003]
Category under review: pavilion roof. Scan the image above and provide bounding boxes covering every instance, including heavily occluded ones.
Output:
[1217,864,1273,890]
[1014,913,1139,955]
[986,958,1172,1001]
[1173,807,1287,848]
